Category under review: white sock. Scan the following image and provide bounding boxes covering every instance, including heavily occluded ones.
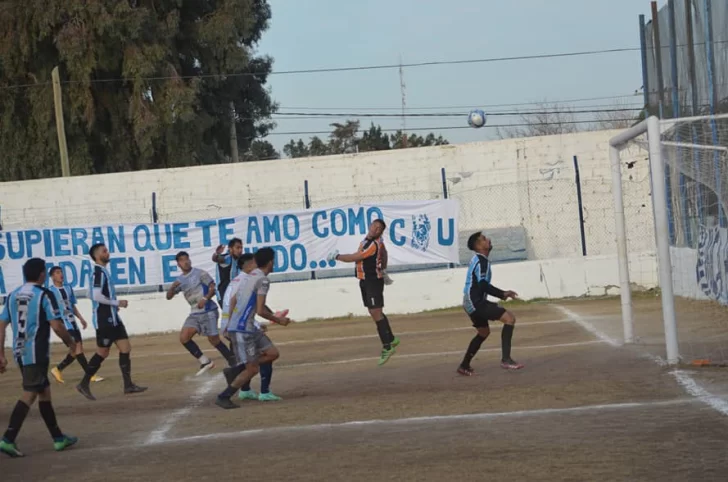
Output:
[199,355,211,365]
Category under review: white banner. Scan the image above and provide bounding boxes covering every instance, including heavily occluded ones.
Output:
[0,200,459,295]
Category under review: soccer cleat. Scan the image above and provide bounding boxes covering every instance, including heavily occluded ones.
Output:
[91,375,105,383]
[457,366,475,376]
[195,359,215,377]
[124,384,148,394]
[76,384,96,401]
[51,367,65,384]
[378,346,396,366]
[238,389,259,401]
[53,434,78,452]
[215,397,240,410]
[500,358,524,370]
[391,337,400,348]
[258,392,282,402]
[0,440,24,458]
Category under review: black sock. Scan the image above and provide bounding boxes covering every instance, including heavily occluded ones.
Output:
[214,342,237,367]
[81,354,104,385]
[76,353,89,374]
[260,362,273,394]
[56,354,75,372]
[382,315,395,343]
[218,385,238,400]
[2,401,30,444]
[119,352,133,388]
[38,401,63,440]
[501,324,514,361]
[375,319,392,349]
[461,334,488,369]
[182,340,204,359]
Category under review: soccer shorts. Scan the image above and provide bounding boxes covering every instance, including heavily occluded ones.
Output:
[230,331,273,365]
[17,359,50,393]
[63,326,83,347]
[182,310,219,337]
[96,322,129,348]
[467,301,506,328]
[359,278,385,309]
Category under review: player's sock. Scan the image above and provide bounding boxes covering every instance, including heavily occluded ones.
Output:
[217,385,238,400]
[461,334,488,369]
[38,401,63,440]
[75,353,89,373]
[56,354,75,372]
[382,315,395,344]
[260,362,273,394]
[214,342,237,367]
[182,340,204,359]
[375,319,392,350]
[501,324,514,361]
[81,354,104,385]
[2,401,30,444]
[119,352,133,389]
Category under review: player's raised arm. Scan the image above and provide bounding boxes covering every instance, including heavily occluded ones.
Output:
[328,242,377,264]
[212,244,227,264]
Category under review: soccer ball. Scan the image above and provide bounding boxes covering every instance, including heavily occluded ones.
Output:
[468,109,486,128]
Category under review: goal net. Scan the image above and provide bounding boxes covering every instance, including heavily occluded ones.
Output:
[610,114,728,366]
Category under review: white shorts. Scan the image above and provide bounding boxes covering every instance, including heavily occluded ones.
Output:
[182,311,219,337]
[229,331,273,365]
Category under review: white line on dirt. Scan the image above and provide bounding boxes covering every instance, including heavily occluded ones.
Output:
[553,306,621,347]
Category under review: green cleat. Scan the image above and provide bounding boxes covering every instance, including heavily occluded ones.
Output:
[258,392,282,402]
[0,440,24,458]
[391,337,400,348]
[53,434,78,452]
[378,346,396,366]
[238,389,259,401]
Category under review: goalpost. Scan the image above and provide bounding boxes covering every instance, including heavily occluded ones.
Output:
[610,114,728,366]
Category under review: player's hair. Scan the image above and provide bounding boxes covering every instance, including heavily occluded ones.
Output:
[467,231,483,251]
[175,251,189,262]
[228,237,243,248]
[254,247,275,269]
[373,219,387,230]
[49,266,63,277]
[23,258,47,282]
[89,243,106,262]
[237,253,254,270]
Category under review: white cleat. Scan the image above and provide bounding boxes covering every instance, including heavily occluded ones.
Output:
[195,360,215,376]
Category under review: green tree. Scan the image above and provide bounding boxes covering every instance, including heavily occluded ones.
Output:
[0,0,277,182]
[328,120,360,154]
[283,139,309,158]
[246,139,279,161]
[359,123,390,152]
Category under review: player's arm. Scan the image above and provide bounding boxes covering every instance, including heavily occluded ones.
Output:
[92,269,128,308]
[476,258,513,300]
[44,292,77,353]
[69,287,88,329]
[0,302,9,373]
[212,245,227,264]
[333,243,377,263]
[380,242,388,270]
[166,280,181,300]
[254,279,290,326]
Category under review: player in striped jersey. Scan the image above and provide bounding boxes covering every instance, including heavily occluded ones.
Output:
[328,219,399,366]
[0,258,78,458]
[212,238,243,307]
[48,267,104,384]
[75,243,147,401]
[459,231,523,376]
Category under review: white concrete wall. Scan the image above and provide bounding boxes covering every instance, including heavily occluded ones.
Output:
[0,130,654,260]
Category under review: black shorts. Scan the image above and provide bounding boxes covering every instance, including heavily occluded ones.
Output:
[17,359,50,394]
[360,278,385,309]
[468,302,506,328]
[63,324,83,347]
[96,323,129,348]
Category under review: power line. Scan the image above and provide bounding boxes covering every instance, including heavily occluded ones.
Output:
[272,107,641,119]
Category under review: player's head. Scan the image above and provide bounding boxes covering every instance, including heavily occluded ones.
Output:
[254,247,275,274]
[49,266,64,285]
[467,231,492,254]
[368,219,386,239]
[228,238,243,258]
[175,251,192,272]
[23,258,47,285]
[89,243,110,264]
[237,253,256,274]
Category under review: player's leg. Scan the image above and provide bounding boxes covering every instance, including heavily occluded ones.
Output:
[204,311,236,367]
[223,332,248,389]
[0,362,41,458]
[51,329,80,383]
[72,339,103,383]
[361,279,397,366]
[458,308,491,376]
[180,318,214,376]
[217,334,261,409]
[76,332,112,401]
[36,382,77,452]
[257,337,281,402]
[114,332,148,394]
[499,310,524,370]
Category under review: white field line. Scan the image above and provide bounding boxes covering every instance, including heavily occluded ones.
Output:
[554,304,728,418]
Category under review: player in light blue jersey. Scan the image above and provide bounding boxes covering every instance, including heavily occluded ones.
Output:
[167,251,237,376]
[0,258,79,458]
[458,231,523,377]
[48,267,104,385]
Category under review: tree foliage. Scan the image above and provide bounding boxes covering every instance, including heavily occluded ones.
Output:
[283,120,448,158]
[0,0,277,182]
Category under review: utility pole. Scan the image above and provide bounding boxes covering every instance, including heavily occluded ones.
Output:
[399,56,407,148]
[51,66,71,177]
[229,101,239,163]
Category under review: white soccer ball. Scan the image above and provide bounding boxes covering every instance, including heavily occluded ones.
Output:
[468,109,487,128]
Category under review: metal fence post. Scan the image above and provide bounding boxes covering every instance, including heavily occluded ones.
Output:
[441,167,455,269]
[573,156,587,256]
[152,192,162,292]
[304,180,316,280]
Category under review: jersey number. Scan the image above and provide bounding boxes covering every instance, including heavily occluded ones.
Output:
[14,299,28,356]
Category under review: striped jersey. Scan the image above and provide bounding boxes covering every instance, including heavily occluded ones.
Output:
[91,264,119,328]
[227,269,269,333]
[48,283,78,331]
[0,283,61,365]
[215,253,240,301]
[355,237,384,280]
[462,254,504,314]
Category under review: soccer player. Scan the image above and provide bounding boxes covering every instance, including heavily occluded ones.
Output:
[216,247,291,409]
[167,251,236,374]
[327,219,399,366]
[48,266,104,384]
[75,243,147,401]
[211,238,243,307]
[0,258,79,458]
[458,231,524,376]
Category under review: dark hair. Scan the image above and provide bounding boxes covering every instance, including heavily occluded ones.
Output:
[373,219,387,230]
[254,247,275,269]
[175,251,189,262]
[89,243,106,262]
[49,266,63,277]
[237,253,254,270]
[23,258,47,283]
[228,238,243,249]
[467,231,483,251]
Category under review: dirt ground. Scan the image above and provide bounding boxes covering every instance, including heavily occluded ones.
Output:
[1,298,727,481]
